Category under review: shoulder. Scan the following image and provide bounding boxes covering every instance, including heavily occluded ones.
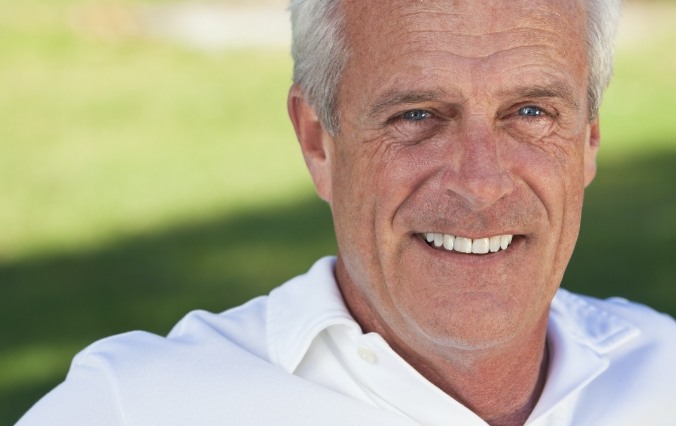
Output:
[24,296,274,423]
[552,289,676,425]
[71,295,272,385]
[16,296,275,426]
[167,295,271,359]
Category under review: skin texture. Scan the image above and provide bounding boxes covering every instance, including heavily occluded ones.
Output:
[289,0,600,424]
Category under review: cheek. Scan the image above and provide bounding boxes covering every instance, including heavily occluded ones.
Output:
[509,137,586,278]
[382,139,446,197]
[331,138,439,269]
[329,138,395,251]
[508,129,586,202]
[334,135,434,209]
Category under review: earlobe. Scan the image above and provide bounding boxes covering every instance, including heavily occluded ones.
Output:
[287,84,334,203]
[583,119,601,187]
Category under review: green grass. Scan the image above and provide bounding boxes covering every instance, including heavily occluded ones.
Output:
[600,22,676,156]
[1,1,675,424]
[0,4,308,261]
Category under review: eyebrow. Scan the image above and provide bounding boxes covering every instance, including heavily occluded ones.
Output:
[367,89,454,118]
[499,81,581,111]
[366,81,581,119]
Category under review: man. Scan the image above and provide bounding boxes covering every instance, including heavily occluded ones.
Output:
[18,0,675,425]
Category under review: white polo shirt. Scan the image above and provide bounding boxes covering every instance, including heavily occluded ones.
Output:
[18,257,676,425]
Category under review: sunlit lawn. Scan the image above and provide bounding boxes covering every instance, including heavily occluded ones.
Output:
[0,4,306,262]
[1,1,675,423]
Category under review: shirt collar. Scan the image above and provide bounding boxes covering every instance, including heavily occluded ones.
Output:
[550,288,641,354]
[528,288,641,422]
[267,256,357,372]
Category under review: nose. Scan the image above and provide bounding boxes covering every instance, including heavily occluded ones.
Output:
[441,124,514,211]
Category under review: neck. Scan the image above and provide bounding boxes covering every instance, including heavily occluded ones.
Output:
[387,324,549,426]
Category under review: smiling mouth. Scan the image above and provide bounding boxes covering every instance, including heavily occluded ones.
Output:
[422,233,514,255]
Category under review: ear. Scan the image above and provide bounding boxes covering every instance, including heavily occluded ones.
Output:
[287,84,334,203]
[583,118,601,187]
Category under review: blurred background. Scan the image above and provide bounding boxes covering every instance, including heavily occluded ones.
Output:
[1,0,674,423]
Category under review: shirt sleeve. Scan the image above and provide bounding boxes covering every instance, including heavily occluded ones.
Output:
[16,359,124,426]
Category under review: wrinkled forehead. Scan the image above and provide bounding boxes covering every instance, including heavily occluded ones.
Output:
[342,0,586,59]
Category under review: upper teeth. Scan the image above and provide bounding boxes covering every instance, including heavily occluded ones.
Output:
[424,233,513,254]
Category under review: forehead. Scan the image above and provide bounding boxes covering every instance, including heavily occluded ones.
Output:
[343,0,585,49]
[340,0,588,96]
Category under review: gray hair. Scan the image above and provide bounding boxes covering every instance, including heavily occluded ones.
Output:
[290,0,622,134]
[289,0,347,135]
[586,0,622,120]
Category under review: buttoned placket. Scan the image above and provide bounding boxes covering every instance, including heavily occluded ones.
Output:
[322,325,489,426]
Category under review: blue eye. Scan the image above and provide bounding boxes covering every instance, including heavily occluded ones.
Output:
[518,106,545,117]
[402,110,432,121]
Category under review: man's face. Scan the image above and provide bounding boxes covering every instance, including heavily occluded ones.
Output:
[299,0,599,351]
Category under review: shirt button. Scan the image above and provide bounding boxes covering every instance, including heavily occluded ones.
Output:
[357,347,377,364]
